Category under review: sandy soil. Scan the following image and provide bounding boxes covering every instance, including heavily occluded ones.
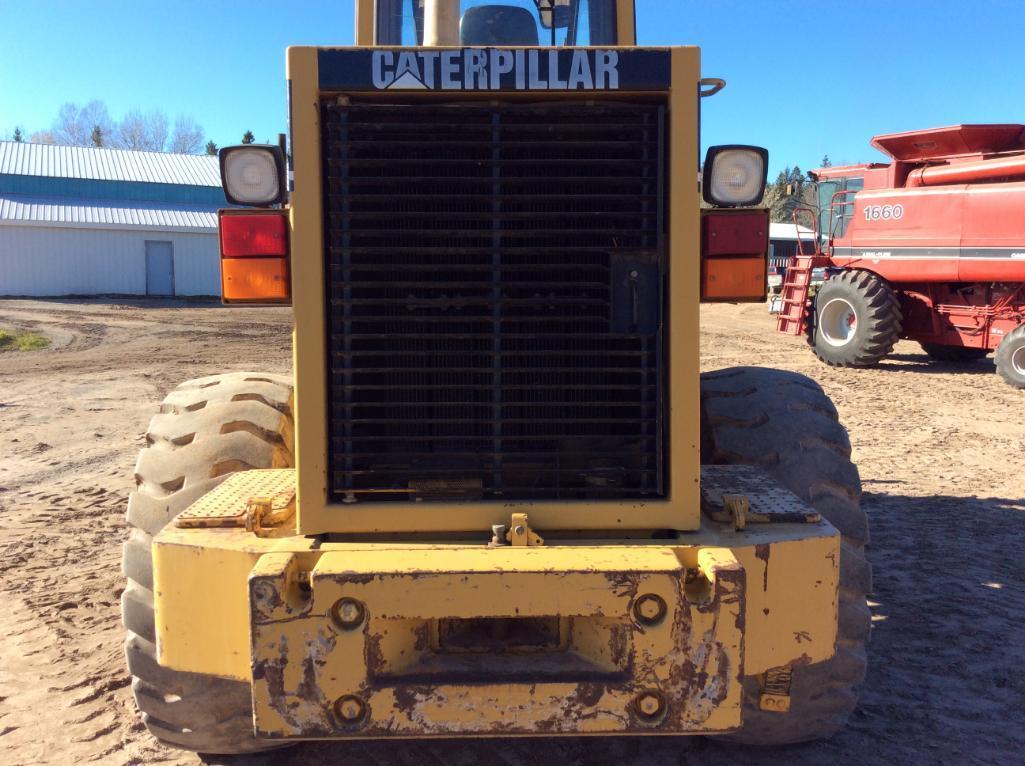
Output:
[0,298,1022,766]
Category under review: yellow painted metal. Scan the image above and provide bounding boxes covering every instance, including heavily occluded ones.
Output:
[286,45,702,535]
[508,512,544,546]
[699,527,839,673]
[249,545,744,736]
[152,506,838,684]
[355,0,374,46]
[722,494,749,530]
[153,531,264,680]
[175,469,294,529]
[615,0,637,45]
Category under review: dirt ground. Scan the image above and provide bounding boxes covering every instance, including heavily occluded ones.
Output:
[0,298,1022,766]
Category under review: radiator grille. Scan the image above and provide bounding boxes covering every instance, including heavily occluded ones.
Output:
[322,99,666,503]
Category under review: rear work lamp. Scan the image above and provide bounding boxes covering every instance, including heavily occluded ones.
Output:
[703,145,769,207]
[219,145,287,207]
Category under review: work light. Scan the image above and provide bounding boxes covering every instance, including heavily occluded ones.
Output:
[703,145,769,207]
[219,146,287,207]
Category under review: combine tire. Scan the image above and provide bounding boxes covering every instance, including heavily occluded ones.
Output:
[701,367,871,744]
[122,372,293,754]
[995,324,1025,389]
[919,342,989,362]
[807,270,901,366]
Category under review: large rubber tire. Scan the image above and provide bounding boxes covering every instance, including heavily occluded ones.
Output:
[807,270,902,367]
[995,323,1025,389]
[122,372,294,754]
[700,367,871,745]
[919,342,990,363]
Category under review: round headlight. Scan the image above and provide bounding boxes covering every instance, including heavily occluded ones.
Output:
[703,146,768,207]
[221,147,283,206]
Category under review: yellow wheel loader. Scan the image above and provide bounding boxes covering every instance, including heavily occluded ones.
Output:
[123,0,869,753]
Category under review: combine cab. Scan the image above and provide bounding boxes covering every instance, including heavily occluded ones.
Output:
[778,124,1025,388]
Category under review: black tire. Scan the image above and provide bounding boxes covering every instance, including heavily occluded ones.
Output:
[700,367,871,745]
[919,342,990,362]
[807,270,902,367]
[995,323,1025,389]
[122,372,294,754]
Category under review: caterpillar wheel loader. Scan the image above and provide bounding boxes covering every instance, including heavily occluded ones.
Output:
[122,0,870,754]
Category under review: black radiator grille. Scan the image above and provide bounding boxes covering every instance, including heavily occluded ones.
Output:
[322,99,666,503]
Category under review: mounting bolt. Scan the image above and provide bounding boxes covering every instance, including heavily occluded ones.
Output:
[334,695,367,726]
[633,594,668,626]
[514,524,525,535]
[633,690,666,724]
[330,598,366,631]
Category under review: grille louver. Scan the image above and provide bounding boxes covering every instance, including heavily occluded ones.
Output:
[322,99,667,503]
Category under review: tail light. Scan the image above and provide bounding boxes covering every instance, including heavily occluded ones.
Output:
[700,208,768,302]
[218,210,291,304]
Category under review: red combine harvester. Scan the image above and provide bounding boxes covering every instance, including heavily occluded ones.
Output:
[777,124,1025,389]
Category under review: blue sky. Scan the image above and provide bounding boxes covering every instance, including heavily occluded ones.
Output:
[1,0,1023,176]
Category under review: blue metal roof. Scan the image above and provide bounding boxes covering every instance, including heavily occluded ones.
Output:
[0,141,221,187]
[0,193,218,232]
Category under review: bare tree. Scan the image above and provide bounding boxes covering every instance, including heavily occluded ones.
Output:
[146,109,169,152]
[52,100,113,146]
[115,109,169,152]
[115,110,147,150]
[168,115,204,154]
[29,130,57,145]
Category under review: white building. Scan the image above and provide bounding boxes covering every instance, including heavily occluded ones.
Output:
[0,142,224,296]
[769,222,817,262]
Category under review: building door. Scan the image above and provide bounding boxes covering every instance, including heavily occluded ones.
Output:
[145,241,174,296]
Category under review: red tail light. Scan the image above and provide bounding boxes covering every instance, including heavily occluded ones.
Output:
[218,211,291,304]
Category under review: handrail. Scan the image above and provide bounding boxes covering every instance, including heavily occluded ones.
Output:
[699,78,726,97]
[828,189,858,242]
[791,207,820,257]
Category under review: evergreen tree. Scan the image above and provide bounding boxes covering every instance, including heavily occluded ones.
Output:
[91,124,104,147]
[12,127,23,142]
[762,166,817,224]
[241,130,255,145]
[205,140,218,155]
[821,154,832,168]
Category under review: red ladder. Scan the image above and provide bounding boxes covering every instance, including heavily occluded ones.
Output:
[776,255,830,335]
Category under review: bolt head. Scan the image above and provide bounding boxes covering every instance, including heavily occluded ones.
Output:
[633,594,667,625]
[633,690,666,724]
[514,525,525,535]
[637,694,661,716]
[331,598,366,630]
[334,695,366,724]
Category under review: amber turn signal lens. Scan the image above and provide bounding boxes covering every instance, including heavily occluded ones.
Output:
[701,256,767,300]
[221,257,290,302]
